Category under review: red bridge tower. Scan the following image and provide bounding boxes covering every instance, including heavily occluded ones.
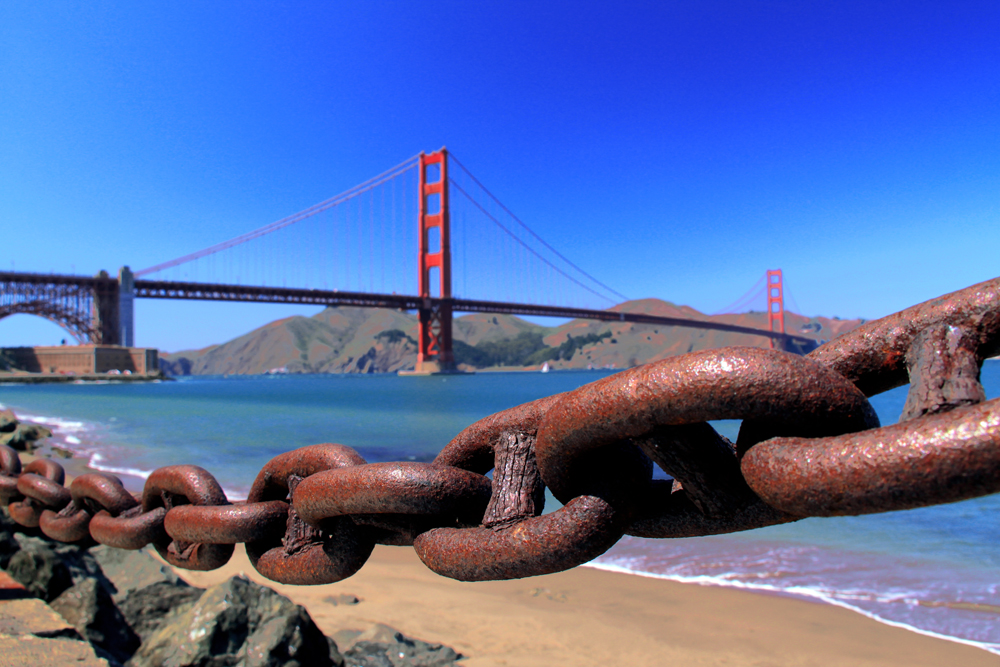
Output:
[767,269,785,349]
[411,148,457,374]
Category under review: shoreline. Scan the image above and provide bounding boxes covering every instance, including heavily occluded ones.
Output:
[0,371,168,384]
[584,561,1000,657]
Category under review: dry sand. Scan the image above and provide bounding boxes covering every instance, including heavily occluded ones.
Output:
[172,544,997,667]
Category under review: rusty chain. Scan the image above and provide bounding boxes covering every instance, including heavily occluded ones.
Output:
[1,277,998,584]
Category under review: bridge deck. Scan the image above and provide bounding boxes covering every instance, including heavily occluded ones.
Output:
[133,278,814,345]
[1,271,815,347]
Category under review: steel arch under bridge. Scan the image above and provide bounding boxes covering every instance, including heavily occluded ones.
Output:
[0,271,122,345]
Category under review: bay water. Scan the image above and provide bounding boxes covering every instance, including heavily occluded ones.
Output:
[1,361,997,654]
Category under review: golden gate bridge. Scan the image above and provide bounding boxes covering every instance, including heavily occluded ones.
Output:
[0,149,814,370]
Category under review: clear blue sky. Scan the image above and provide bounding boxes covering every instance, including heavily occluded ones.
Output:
[2,2,998,352]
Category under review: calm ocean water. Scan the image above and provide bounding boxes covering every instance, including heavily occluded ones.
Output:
[0,361,997,654]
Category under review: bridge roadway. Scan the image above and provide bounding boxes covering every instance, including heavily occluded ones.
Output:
[0,271,816,349]
[133,278,816,348]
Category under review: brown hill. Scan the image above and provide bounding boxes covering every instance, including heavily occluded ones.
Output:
[160,308,544,375]
[540,300,859,371]
[160,301,861,375]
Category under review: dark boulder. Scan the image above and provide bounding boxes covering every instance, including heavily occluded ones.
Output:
[338,624,463,667]
[5,541,73,601]
[89,544,184,602]
[49,577,141,664]
[117,580,204,643]
[15,534,114,596]
[0,529,20,569]
[0,409,17,432]
[0,422,53,451]
[129,574,343,667]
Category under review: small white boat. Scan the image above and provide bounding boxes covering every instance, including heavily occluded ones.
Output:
[540,362,550,373]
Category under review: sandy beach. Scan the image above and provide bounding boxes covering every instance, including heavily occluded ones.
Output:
[171,544,996,667]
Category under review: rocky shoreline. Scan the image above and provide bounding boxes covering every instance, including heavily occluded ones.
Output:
[0,408,464,666]
[0,508,464,666]
[0,372,168,385]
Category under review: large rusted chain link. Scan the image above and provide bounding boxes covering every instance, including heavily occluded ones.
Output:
[0,276,997,585]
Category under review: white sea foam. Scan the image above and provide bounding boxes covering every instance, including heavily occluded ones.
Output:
[87,452,154,482]
[584,561,1000,656]
[87,453,248,501]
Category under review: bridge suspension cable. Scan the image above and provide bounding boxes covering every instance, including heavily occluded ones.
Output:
[448,153,628,305]
[135,155,420,278]
[449,179,620,307]
[713,273,767,315]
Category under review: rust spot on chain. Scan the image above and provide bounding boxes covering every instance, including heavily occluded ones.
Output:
[9,460,69,527]
[164,500,288,545]
[415,495,623,581]
[70,473,139,516]
[626,423,797,538]
[39,503,93,543]
[281,474,325,554]
[89,505,167,550]
[40,472,140,543]
[419,399,626,580]
[435,395,563,473]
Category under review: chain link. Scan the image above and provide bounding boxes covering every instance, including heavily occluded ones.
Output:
[1,277,998,584]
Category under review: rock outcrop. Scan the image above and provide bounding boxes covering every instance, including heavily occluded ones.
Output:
[129,574,342,667]
[0,409,53,451]
[334,623,463,667]
[0,514,465,666]
[49,578,141,663]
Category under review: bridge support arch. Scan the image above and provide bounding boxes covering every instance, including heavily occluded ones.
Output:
[0,270,124,345]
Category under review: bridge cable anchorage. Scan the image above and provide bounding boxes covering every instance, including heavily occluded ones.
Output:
[3,276,999,582]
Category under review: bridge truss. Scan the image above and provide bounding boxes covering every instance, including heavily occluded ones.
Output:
[0,271,120,345]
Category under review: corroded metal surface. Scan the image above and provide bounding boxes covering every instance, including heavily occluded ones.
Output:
[742,397,1000,516]
[164,501,289,544]
[245,444,374,585]
[1,277,998,584]
[141,465,234,571]
[809,276,1000,396]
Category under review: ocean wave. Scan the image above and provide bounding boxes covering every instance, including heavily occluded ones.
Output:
[584,560,1000,656]
[87,453,248,501]
[87,452,155,482]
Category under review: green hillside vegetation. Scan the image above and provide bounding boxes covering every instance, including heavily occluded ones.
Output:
[453,330,613,367]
